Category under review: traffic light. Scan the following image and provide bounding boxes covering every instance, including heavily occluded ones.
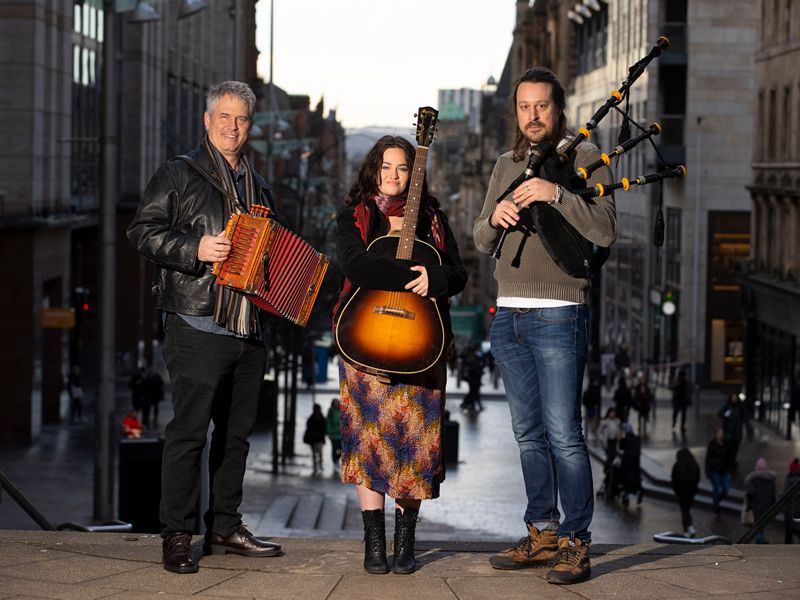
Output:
[488,305,497,316]
[662,289,676,316]
[74,287,95,319]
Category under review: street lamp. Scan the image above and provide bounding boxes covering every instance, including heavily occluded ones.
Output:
[129,1,159,23]
[178,0,207,19]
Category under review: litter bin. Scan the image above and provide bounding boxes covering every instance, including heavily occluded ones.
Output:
[118,438,164,533]
[443,414,459,465]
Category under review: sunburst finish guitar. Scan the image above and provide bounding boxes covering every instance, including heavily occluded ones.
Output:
[335,107,443,376]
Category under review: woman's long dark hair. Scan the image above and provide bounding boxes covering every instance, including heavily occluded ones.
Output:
[346,135,439,209]
[510,67,568,162]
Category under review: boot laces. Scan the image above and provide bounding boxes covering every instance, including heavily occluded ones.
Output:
[553,544,582,568]
[512,535,533,553]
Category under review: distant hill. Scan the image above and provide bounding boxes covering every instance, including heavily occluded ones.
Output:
[345,126,416,163]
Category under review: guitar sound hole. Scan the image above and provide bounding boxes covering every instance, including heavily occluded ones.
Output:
[373,306,416,320]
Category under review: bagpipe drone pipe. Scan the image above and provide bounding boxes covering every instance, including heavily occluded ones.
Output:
[491,35,684,279]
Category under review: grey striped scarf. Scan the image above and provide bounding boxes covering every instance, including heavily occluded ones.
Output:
[204,136,260,337]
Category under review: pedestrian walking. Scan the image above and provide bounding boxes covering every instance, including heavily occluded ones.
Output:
[326,398,342,471]
[597,407,622,499]
[671,370,691,433]
[718,392,750,468]
[582,376,602,437]
[460,346,484,413]
[127,81,282,574]
[784,458,800,543]
[142,365,164,428]
[303,404,327,475]
[618,423,643,507]
[473,66,617,583]
[671,448,700,538]
[613,375,633,424]
[333,135,467,575]
[68,366,84,424]
[745,457,777,543]
[632,374,653,436]
[129,366,146,415]
[705,426,733,513]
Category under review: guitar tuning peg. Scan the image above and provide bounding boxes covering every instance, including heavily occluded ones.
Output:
[414,113,418,118]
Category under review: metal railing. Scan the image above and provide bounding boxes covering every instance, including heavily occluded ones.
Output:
[0,470,131,533]
[736,477,800,544]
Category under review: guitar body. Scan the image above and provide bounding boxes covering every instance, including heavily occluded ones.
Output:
[335,235,445,376]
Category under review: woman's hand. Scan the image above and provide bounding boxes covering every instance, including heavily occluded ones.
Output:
[511,177,556,208]
[405,265,430,297]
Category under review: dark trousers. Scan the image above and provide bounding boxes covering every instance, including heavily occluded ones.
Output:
[676,491,695,531]
[672,405,687,430]
[161,315,265,537]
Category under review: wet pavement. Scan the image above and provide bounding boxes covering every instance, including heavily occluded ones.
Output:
[2,362,796,546]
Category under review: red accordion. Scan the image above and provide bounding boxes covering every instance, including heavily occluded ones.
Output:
[211,205,330,327]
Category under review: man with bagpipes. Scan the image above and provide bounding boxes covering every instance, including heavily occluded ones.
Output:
[472,66,617,584]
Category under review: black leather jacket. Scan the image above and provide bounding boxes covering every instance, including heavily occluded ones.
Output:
[127,144,273,315]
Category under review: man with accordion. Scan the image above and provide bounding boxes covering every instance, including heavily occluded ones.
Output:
[128,81,283,574]
[473,67,617,584]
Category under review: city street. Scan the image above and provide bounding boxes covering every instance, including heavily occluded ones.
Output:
[2,363,793,545]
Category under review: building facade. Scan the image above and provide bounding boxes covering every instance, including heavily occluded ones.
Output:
[740,0,800,439]
[0,0,344,442]
[563,0,756,387]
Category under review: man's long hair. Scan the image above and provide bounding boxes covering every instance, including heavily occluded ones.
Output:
[346,135,439,209]
[510,67,568,162]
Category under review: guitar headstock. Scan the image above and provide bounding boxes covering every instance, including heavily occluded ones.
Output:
[415,106,439,148]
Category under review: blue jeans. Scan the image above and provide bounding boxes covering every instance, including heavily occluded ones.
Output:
[709,470,731,509]
[490,305,593,542]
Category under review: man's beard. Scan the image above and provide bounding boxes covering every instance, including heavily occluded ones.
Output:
[523,122,550,144]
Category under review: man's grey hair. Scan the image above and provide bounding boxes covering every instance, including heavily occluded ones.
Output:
[206,81,256,117]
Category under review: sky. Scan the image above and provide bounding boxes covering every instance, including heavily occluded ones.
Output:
[254,0,516,129]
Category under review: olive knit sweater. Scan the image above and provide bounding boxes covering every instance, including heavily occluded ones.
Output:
[473,140,618,304]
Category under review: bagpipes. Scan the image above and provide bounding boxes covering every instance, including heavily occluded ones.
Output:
[491,36,685,278]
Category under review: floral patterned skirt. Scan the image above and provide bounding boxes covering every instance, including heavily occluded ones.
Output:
[338,358,446,499]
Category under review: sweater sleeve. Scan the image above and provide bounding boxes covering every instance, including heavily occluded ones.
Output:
[472,158,505,254]
[551,141,618,247]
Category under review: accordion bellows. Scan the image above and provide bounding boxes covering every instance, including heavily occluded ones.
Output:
[211,205,330,327]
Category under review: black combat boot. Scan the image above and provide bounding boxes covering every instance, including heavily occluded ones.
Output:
[392,507,419,574]
[361,509,389,574]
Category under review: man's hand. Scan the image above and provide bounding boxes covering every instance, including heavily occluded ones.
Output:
[405,265,430,297]
[490,199,520,229]
[198,231,231,263]
[511,177,557,208]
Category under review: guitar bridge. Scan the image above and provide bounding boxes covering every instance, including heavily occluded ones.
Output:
[373,306,416,320]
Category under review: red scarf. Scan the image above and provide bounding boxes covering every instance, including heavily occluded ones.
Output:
[332,197,447,323]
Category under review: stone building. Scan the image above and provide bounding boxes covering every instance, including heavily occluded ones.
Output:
[740,0,800,439]
[0,1,344,442]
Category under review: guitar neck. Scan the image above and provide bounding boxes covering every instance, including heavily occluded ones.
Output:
[396,145,429,261]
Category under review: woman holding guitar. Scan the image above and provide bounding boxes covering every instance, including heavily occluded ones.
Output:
[333,132,466,575]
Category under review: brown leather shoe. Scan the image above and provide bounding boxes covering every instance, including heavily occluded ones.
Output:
[162,532,198,574]
[206,525,283,557]
[489,525,558,570]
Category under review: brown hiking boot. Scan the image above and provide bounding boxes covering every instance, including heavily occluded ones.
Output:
[489,525,558,570]
[546,534,591,584]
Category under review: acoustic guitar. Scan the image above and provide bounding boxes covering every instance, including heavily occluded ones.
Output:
[335,107,444,377]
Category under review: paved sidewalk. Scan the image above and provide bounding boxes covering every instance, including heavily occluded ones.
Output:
[1,530,799,600]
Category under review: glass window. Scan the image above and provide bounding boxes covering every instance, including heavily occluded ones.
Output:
[74,2,81,34]
[73,45,81,84]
